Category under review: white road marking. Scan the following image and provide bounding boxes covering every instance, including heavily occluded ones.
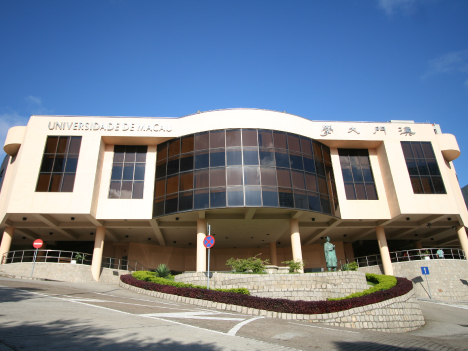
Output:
[288,322,360,334]
[419,299,468,310]
[14,288,229,336]
[227,317,264,336]
[140,311,244,321]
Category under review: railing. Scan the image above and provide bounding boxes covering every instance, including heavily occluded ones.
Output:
[101,256,149,272]
[338,248,466,269]
[1,249,92,265]
[1,250,149,272]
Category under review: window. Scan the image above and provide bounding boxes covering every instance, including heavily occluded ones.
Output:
[338,149,378,200]
[154,129,339,217]
[36,136,82,192]
[401,141,446,194]
[109,145,147,199]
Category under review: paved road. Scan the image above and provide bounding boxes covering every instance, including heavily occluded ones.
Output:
[0,277,467,350]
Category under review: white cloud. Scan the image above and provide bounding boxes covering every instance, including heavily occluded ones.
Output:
[24,95,42,105]
[422,49,468,82]
[378,0,419,15]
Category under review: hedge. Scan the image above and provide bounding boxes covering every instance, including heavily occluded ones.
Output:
[120,274,413,315]
[131,271,250,295]
[328,273,397,301]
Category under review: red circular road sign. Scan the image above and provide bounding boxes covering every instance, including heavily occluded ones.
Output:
[33,239,43,249]
[203,236,215,249]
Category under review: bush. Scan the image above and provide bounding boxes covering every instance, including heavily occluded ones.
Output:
[131,271,250,295]
[348,262,358,271]
[282,259,305,273]
[121,274,413,315]
[328,273,397,301]
[226,254,269,273]
[153,264,171,278]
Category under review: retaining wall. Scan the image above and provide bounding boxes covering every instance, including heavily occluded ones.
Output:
[359,259,468,300]
[0,262,130,284]
[119,279,424,333]
[175,271,369,301]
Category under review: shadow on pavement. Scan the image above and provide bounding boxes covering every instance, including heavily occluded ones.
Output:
[334,341,432,351]
[0,286,47,303]
[0,319,224,350]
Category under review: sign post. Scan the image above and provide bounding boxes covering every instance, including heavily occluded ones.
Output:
[421,266,432,299]
[203,225,215,290]
[31,239,43,278]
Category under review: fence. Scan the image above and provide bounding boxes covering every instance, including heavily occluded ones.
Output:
[339,248,466,269]
[1,249,148,272]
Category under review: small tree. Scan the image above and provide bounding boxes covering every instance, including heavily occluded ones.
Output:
[226,254,269,273]
[282,259,306,273]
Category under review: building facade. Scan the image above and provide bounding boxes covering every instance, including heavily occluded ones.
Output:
[0,109,467,280]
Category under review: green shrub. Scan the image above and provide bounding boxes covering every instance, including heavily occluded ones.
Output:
[282,259,305,273]
[328,273,397,301]
[153,264,171,278]
[131,271,250,295]
[340,262,358,271]
[226,254,269,273]
[340,263,350,271]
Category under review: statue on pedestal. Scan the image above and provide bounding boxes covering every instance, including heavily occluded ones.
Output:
[324,236,337,271]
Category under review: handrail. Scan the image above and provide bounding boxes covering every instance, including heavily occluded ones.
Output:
[339,247,466,269]
[0,249,149,272]
[101,256,149,272]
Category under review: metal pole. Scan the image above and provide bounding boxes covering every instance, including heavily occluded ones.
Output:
[207,224,211,290]
[31,248,38,277]
[425,274,432,299]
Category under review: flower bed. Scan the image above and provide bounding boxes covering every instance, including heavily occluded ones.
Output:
[120,274,413,314]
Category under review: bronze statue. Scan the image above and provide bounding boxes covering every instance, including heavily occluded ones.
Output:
[324,236,337,271]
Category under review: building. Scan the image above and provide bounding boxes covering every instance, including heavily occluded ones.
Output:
[0,109,467,280]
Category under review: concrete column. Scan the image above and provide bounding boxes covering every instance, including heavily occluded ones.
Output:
[376,226,394,276]
[91,226,106,281]
[0,226,15,264]
[269,242,278,266]
[415,241,423,249]
[456,226,468,260]
[290,219,303,273]
[196,219,207,272]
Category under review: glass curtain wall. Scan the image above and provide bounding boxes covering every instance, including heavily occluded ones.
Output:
[154,129,339,217]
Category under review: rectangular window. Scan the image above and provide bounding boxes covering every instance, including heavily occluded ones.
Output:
[401,141,446,194]
[338,149,378,200]
[36,136,82,192]
[109,145,147,199]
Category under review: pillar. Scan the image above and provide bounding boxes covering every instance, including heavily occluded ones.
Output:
[290,219,303,273]
[376,226,394,276]
[91,226,106,281]
[0,226,15,264]
[269,242,277,266]
[415,241,423,249]
[196,219,207,272]
[456,226,468,260]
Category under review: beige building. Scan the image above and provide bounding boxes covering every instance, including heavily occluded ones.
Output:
[0,109,467,280]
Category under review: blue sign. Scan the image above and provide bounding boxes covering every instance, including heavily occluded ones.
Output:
[421,266,430,275]
[203,236,215,249]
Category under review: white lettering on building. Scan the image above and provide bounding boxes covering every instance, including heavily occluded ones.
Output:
[48,121,173,133]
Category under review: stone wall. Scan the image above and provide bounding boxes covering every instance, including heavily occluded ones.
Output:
[120,279,424,333]
[359,259,468,300]
[175,271,369,301]
[0,262,130,284]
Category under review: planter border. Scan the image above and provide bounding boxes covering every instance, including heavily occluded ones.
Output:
[119,278,425,333]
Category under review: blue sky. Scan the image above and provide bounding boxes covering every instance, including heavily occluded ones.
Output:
[1,0,468,185]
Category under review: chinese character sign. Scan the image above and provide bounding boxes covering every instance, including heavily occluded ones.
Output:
[398,126,415,136]
[321,125,333,137]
